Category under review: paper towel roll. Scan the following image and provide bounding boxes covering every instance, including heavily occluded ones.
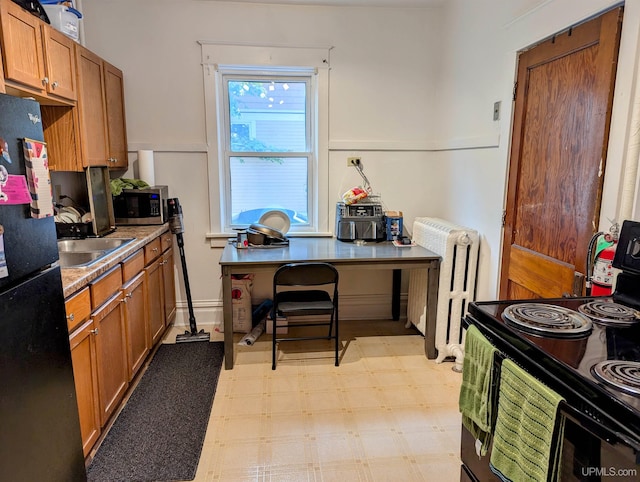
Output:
[138,150,155,186]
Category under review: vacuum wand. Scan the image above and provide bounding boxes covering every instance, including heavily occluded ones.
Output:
[168,198,210,343]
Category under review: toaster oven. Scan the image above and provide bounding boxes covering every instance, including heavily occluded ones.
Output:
[113,186,169,225]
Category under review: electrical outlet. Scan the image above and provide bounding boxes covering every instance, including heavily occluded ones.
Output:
[347,157,361,167]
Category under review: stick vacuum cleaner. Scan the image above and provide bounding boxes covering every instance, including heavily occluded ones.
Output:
[168,198,211,343]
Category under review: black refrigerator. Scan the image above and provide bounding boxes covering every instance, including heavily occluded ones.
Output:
[0,94,86,481]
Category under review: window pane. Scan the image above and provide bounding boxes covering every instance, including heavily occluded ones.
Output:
[229,156,308,226]
[227,80,307,152]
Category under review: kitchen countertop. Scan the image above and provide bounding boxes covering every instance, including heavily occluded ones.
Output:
[60,224,170,298]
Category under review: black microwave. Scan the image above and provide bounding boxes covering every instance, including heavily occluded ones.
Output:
[113,186,168,225]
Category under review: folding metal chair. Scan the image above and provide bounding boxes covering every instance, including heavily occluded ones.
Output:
[271,262,339,370]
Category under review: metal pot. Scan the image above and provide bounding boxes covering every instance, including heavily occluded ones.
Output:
[247,223,285,245]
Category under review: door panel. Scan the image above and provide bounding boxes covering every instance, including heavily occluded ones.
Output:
[500,7,623,299]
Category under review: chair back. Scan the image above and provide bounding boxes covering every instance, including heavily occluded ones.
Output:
[274,262,339,288]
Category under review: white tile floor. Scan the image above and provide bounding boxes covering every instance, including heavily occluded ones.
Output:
[166,320,463,482]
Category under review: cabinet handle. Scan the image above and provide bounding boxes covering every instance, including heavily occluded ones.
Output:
[126,292,133,299]
[152,247,159,252]
[90,328,99,335]
[42,77,49,85]
[51,81,58,89]
[121,297,128,303]
[66,313,75,321]
[160,260,166,265]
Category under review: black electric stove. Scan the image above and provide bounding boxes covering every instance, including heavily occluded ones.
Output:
[461,220,640,482]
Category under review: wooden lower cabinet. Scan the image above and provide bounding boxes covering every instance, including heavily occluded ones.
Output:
[93,292,128,426]
[162,246,176,325]
[69,318,100,457]
[122,271,149,380]
[65,230,177,457]
[146,256,166,346]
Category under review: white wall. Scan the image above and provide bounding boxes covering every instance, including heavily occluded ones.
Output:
[80,0,640,328]
[433,0,640,300]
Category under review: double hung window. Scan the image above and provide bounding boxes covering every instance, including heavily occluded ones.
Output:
[221,72,314,229]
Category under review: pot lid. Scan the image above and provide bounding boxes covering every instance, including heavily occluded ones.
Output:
[248,223,285,240]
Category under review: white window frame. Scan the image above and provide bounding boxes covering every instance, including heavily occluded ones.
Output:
[200,42,331,245]
[220,70,315,232]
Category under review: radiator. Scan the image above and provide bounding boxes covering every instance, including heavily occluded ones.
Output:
[407,217,479,370]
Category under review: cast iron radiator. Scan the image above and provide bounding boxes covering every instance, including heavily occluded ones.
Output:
[407,217,479,370]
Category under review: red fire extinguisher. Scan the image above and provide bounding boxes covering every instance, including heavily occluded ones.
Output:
[589,225,619,296]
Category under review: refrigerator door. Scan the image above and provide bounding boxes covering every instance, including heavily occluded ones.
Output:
[0,93,58,291]
[0,265,86,482]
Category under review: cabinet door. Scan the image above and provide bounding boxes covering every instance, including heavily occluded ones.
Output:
[42,25,77,101]
[103,61,128,169]
[162,247,176,325]
[69,318,100,457]
[122,271,149,380]
[0,0,46,93]
[93,292,128,426]
[146,257,166,346]
[76,46,108,166]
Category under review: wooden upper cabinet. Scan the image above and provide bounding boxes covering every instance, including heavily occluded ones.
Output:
[76,45,108,166]
[0,0,76,103]
[104,62,128,169]
[42,26,77,101]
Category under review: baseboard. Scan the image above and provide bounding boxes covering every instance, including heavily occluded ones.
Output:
[170,294,408,330]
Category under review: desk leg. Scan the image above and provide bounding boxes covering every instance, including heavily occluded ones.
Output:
[392,269,401,321]
[424,260,440,359]
[222,266,234,369]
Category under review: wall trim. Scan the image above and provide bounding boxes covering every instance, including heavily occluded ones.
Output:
[127,133,500,155]
[329,133,500,152]
[171,293,409,330]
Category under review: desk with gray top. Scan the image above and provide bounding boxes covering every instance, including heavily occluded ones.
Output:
[219,238,441,369]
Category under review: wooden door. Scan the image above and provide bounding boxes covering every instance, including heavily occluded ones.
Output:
[93,293,128,426]
[103,61,129,169]
[500,7,623,299]
[146,257,166,346]
[76,45,108,166]
[162,247,177,325]
[0,0,46,93]
[42,25,77,101]
[122,271,149,380]
[69,319,101,457]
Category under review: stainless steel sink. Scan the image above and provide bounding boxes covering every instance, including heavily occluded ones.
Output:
[58,251,109,268]
[57,237,134,253]
[57,237,134,268]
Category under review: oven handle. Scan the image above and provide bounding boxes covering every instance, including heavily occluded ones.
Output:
[467,317,640,454]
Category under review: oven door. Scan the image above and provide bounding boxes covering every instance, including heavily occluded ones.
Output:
[461,413,639,482]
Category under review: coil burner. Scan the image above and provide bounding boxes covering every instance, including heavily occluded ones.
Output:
[502,303,593,338]
[577,300,640,327]
[591,360,640,396]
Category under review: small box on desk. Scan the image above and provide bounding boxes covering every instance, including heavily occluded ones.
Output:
[385,211,403,241]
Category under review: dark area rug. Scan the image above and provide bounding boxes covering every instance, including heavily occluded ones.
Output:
[87,341,224,482]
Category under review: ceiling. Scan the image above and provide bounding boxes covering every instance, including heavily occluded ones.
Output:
[199,0,445,7]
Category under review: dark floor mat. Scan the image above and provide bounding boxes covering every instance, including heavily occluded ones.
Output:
[87,341,224,482]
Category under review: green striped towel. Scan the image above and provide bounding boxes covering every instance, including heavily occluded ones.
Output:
[490,359,565,482]
[458,325,498,456]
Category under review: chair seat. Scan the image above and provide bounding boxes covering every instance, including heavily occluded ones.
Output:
[276,299,335,317]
